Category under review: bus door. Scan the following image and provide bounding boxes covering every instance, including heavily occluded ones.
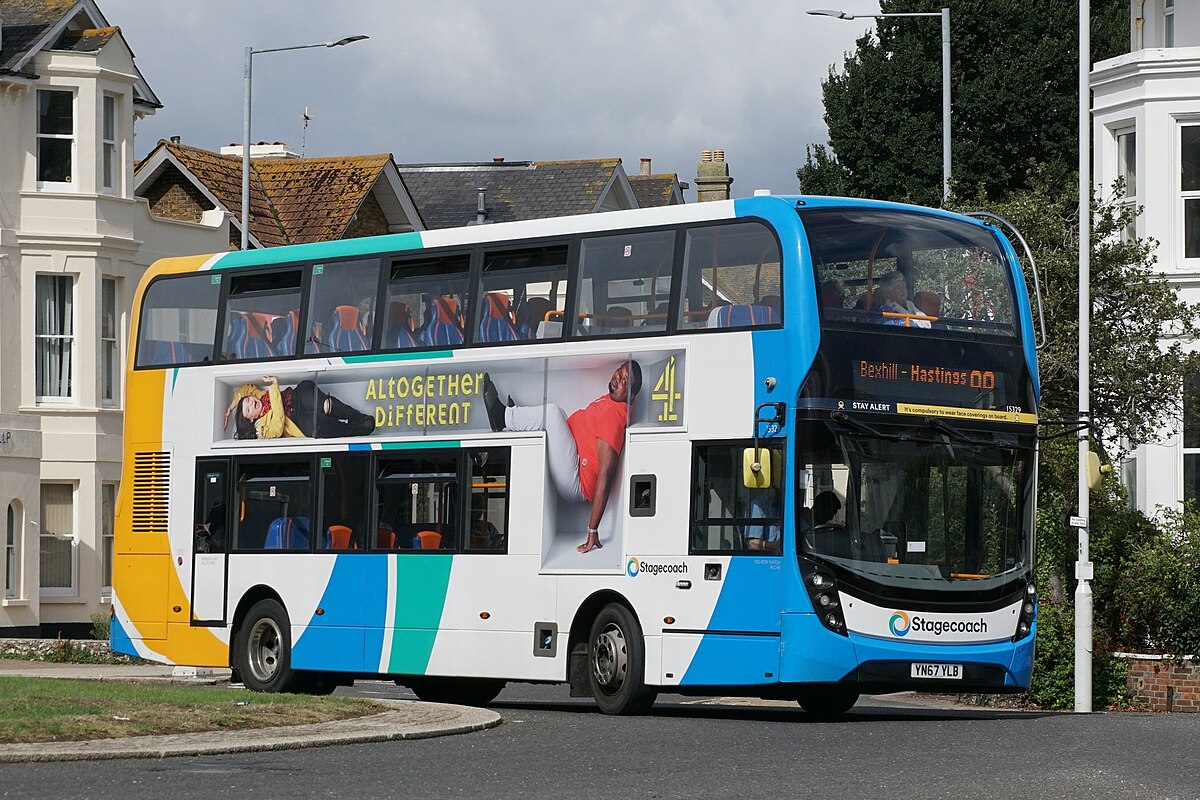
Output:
[191,459,229,625]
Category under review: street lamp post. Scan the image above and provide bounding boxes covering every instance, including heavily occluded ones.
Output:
[241,35,369,251]
[808,7,952,200]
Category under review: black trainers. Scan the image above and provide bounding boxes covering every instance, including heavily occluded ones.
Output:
[482,373,506,431]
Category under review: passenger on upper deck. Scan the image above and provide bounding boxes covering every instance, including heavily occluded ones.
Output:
[878,272,931,329]
[820,279,848,309]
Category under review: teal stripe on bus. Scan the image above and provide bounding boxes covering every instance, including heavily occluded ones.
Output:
[208,231,425,270]
[380,440,461,451]
[343,350,453,364]
[387,554,454,675]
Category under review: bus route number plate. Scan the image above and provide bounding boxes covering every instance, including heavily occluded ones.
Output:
[911,662,962,680]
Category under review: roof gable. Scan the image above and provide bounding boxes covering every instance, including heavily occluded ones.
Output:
[397,158,633,229]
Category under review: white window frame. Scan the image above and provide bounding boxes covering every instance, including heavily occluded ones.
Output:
[1115,125,1137,241]
[35,274,75,403]
[1164,0,1175,48]
[36,88,75,189]
[1178,121,1200,264]
[102,93,119,193]
[101,277,120,405]
[5,501,19,600]
[39,483,77,598]
[101,483,116,596]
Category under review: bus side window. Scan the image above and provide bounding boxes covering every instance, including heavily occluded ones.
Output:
[375,452,459,552]
[221,269,303,361]
[576,230,674,337]
[135,273,221,368]
[690,442,784,554]
[305,258,381,355]
[318,453,370,551]
[474,245,569,343]
[467,449,509,552]
[233,458,313,552]
[383,254,471,351]
[194,459,229,554]
[680,222,782,331]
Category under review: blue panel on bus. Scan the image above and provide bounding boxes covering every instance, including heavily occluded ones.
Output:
[779,612,859,683]
[292,554,390,672]
[291,626,365,672]
[110,613,137,658]
[848,630,1031,688]
[679,634,781,685]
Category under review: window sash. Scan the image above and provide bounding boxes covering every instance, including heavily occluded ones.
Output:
[102,95,117,190]
[35,275,74,399]
[39,484,75,593]
[102,484,116,591]
[101,278,118,403]
[36,90,74,184]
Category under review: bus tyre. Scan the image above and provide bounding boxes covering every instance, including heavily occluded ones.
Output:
[236,599,298,693]
[797,688,859,718]
[588,603,657,715]
[403,677,506,706]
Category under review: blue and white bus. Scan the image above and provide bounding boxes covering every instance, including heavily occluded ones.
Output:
[113,194,1039,715]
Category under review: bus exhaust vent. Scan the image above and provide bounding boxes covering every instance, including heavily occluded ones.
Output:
[132,451,170,532]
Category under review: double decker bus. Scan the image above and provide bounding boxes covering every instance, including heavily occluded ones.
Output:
[112,195,1040,715]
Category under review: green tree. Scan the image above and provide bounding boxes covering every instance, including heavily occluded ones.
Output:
[799,0,1128,205]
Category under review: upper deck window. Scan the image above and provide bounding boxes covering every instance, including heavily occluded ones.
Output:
[384,253,471,350]
[576,230,675,337]
[135,273,221,368]
[220,269,303,361]
[680,221,782,330]
[304,258,381,355]
[474,244,569,343]
[802,208,1016,337]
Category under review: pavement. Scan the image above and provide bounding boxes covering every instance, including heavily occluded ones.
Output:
[0,659,502,763]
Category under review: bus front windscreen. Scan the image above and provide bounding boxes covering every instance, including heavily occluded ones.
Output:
[797,418,1034,597]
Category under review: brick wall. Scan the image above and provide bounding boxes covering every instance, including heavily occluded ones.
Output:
[1120,654,1200,712]
[142,163,214,223]
[343,192,390,239]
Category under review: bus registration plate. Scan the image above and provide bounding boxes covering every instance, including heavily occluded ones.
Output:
[911,662,962,680]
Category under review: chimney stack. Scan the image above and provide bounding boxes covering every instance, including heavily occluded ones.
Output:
[695,148,733,202]
[640,157,652,176]
[472,187,490,225]
[170,135,181,145]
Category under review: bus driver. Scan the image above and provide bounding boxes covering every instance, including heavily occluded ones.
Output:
[482,361,642,554]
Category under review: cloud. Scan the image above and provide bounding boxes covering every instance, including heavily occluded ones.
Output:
[104,0,876,197]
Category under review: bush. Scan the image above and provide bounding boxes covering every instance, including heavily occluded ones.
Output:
[1116,506,1200,658]
[90,611,111,643]
[1030,600,1129,710]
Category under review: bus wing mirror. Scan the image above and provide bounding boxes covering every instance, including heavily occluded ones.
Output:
[743,448,772,489]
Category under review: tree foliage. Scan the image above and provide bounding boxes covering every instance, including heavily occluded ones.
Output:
[799,0,1128,205]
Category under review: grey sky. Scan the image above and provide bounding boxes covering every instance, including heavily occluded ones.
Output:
[102,1,881,200]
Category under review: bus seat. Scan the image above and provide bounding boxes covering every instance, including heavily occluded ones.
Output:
[605,306,633,330]
[269,310,298,357]
[324,524,355,550]
[915,291,942,316]
[761,295,782,315]
[414,530,442,550]
[706,303,778,329]
[326,305,370,352]
[516,297,553,340]
[478,292,520,343]
[147,339,206,366]
[227,312,274,360]
[376,525,396,549]
[422,296,465,347]
[265,516,310,550]
[385,302,419,349]
[642,302,670,328]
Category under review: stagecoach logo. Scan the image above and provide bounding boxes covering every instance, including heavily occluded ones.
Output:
[889,611,911,637]
[626,557,687,578]
[889,610,988,638]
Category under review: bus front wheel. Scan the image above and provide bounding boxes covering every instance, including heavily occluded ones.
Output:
[797,687,859,718]
[236,598,298,693]
[588,603,657,715]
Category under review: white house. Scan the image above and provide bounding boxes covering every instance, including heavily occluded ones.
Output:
[1092,1,1200,516]
[0,0,227,636]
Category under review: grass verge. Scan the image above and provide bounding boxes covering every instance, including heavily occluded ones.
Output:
[0,677,385,743]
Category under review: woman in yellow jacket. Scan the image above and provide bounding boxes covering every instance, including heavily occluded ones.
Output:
[225,375,375,440]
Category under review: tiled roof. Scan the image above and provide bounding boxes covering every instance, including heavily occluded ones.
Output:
[629,174,681,208]
[56,25,118,52]
[143,140,392,248]
[255,153,394,245]
[0,0,77,75]
[397,159,623,229]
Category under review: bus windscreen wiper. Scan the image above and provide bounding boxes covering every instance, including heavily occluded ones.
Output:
[829,410,907,441]
[924,417,1024,449]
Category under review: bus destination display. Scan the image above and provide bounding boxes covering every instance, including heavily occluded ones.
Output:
[854,358,1006,408]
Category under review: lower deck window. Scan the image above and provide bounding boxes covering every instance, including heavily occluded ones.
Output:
[234,460,312,551]
[690,441,785,554]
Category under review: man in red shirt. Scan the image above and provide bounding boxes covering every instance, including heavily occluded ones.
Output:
[484,361,642,554]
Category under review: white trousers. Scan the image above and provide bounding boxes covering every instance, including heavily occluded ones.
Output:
[505,403,586,503]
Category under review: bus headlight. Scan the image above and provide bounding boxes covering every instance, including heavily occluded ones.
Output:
[800,558,848,637]
[1013,582,1036,642]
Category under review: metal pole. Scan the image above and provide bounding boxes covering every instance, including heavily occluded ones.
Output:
[941,7,951,200]
[1075,0,1093,714]
[241,46,252,251]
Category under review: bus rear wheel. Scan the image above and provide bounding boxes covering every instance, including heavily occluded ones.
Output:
[797,687,859,718]
[588,603,657,715]
[235,598,298,693]
[402,677,506,706]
